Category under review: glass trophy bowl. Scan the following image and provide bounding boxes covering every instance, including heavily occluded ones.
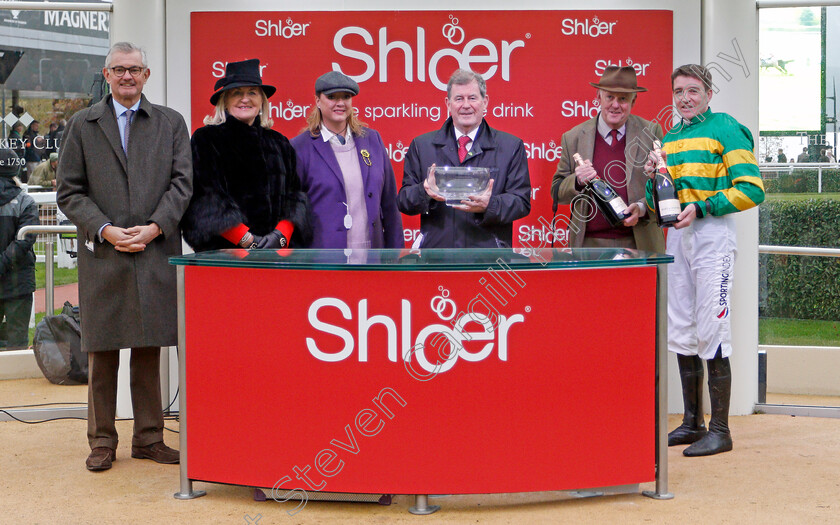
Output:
[427,166,491,206]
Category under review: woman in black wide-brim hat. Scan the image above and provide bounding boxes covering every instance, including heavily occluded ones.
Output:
[182,58,312,252]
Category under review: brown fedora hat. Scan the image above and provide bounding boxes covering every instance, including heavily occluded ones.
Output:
[589,66,647,93]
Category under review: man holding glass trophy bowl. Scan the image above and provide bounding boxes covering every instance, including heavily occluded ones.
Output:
[398,69,531,248]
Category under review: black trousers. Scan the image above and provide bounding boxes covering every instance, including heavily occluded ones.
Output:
[0,293,33,350]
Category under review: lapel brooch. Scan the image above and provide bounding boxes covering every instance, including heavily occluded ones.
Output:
[360,149,372,166]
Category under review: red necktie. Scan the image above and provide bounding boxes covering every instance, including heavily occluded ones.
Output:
[609,129,619,148]
[458,135,471,163]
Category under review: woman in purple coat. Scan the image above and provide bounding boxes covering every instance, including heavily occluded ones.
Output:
[291,71,403,249]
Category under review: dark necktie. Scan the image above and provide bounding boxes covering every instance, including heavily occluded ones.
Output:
[609,129,619,147]
[458,135,471,163]
[123,109,134,153]
[335,134,346,145]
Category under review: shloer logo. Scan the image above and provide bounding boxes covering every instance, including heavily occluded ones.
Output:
[332,20,526,91]
[561,16,617,37]
[519,224,567,245]
[269,99,313,121]
[595,58,650,76]
[386,141,409,163]
[525,141,562,162]
[561,100,599,119]
[255,17,310,38]
[306,298,524,374]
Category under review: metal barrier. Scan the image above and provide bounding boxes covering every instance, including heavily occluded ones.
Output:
[17,224,77,314]
[759,162,840,193]
[757,244,840,418]
[23,191,64,261]
[759,245,840,257]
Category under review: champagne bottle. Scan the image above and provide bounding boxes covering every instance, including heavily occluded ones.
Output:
[572,153,628,227]
[651,140,681,228]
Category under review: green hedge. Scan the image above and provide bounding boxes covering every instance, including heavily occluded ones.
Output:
[763,169,840,193]
[759,199,840,320]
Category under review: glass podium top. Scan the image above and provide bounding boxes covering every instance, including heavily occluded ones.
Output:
[171,248,673,271]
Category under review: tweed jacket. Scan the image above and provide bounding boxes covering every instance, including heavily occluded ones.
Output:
[551,113,665,252]
[56,94,193,352]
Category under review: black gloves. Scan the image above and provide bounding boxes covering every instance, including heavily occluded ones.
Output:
[255,230,288,249]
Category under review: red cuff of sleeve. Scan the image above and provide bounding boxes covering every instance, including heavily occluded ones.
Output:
[221,224,249,245]
[275,220,294,242]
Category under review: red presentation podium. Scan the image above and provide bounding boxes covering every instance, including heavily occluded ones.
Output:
[170,248,673,513]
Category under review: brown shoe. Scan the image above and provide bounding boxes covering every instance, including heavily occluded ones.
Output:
[131,441,179,464]
[86,447,116,471]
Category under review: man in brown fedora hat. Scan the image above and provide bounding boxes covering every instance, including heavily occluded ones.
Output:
[551,66,664,252]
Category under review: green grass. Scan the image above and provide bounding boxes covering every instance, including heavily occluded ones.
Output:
[765,192,840,202]
[34,263,78,289]
[759,317,840,346]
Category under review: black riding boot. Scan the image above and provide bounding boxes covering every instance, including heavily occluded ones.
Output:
[684,347,733,456]
[668,354,707,446]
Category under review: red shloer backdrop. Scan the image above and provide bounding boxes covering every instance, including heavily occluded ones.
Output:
[190,10,674,248]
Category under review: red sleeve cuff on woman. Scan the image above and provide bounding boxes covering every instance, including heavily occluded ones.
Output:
[221,223,249,245]
[275,220,294,242]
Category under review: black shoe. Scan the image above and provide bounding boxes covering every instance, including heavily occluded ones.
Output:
[668,423,707,446]
[684,347,732,457]
[683,431,732,456]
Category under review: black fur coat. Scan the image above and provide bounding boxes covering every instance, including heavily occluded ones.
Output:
[182,115,312,251]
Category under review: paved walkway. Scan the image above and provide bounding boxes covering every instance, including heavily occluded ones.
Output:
[33,283,79,314]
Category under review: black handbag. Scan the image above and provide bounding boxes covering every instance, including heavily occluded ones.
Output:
[32,301,88,385]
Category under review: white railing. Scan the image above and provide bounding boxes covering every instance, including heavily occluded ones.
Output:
[759,245,840,257]
[22,190,75,264]
[17,224,77,314]
[759,162,840,193]
[757,244,840,417]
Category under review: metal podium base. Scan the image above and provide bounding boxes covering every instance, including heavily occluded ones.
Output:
[568,490,605,498]
[409,495,440,515]
[253,488,391,505]
[642,490,674,500]
[174,489,206,500]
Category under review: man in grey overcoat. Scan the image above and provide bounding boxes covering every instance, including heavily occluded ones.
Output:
[57,42,192,471]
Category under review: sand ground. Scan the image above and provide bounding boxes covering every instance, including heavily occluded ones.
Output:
[1,378,838,524]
